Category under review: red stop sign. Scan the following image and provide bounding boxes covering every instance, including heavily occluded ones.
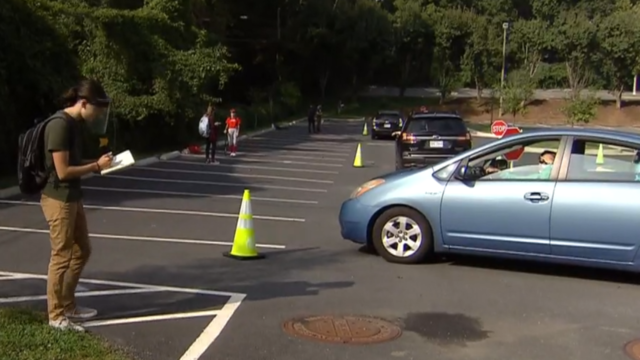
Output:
[502,127,524,161]
[491,120,508,137]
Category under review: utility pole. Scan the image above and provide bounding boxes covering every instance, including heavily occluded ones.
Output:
[499,22,510,118]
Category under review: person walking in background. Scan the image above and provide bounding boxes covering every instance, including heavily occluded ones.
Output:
[202,104,220,164]
[41,78,113,332]
[225,108,241,156]
[307,104,316,133]
[315,105,323,133]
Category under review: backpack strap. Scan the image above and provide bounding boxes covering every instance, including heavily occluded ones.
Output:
[44,113,75,189]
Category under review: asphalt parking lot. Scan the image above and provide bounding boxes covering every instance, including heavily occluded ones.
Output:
[2,121,640,360]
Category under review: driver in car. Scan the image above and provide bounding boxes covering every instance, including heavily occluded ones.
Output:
[485,150,556,179]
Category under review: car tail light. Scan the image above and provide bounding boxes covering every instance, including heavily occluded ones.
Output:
[457,132,471,141]
[402,133,417,143]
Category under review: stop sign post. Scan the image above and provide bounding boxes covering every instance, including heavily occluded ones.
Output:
[491,120,508,137]
[502,127,524,161]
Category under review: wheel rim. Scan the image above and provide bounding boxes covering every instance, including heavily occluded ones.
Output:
[381,216,422,257]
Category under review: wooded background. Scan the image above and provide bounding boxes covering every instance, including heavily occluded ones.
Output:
[2,0,639,175]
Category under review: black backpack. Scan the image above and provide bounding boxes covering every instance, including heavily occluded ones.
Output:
[17,114,67,195]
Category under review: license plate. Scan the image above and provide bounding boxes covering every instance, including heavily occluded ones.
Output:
[383,123,391,128]
[429,141,443,148]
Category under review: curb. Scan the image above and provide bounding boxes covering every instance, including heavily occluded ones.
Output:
[0,118,305,199]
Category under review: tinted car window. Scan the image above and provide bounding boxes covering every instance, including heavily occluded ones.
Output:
[407,117,467,135]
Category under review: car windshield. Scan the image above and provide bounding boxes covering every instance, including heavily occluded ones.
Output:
[407,117,466,135]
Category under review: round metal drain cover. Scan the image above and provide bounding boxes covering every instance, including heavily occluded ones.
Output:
[282,315,402,344]
[625,339,640,359]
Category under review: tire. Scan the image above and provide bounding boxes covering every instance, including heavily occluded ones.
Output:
[371,131,377,140]
[371,207,433,264]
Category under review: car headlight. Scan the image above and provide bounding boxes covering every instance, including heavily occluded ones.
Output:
[350,179,385,198]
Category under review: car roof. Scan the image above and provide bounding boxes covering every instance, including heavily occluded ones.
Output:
[377,110,401,115]
[411,111,461,119]
[512,127,640,143]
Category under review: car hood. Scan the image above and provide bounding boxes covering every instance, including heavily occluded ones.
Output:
[376,166,431,182]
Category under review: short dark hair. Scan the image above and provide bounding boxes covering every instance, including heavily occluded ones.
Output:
[539,150,556,158]
[61,78,109,108]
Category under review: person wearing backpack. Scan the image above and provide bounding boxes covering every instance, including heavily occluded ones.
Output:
[199,104,220,164]
[21,79,113,332]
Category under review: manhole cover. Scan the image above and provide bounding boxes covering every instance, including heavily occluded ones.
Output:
[282,315,402,344]
[625,339,640,359]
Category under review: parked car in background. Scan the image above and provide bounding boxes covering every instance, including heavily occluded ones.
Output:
[339,128,640,274]
[394,110,472,170]
[370,110,404,139]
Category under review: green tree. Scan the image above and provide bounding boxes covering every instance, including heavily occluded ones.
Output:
[501,68,535,122]
[562,92,600,126]
[597,2,640,108]
[425,6,470,103]
[461,14,501,100]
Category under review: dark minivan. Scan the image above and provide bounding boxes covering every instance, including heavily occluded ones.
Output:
[394,111,472,170]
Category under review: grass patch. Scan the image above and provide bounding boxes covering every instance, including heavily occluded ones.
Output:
[0,307,134,360]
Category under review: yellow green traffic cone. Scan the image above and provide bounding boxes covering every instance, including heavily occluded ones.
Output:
[596,144,604,165]
[223,189,265,260]
[353,143,363,168]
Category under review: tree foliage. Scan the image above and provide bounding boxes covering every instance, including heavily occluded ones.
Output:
[3,0,640,176]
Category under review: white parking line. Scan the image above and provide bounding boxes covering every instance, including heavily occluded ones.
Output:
[239,142,352,151]
[166,160,340,174]
[247,137,355,146]
[182,155,343,167]
[83,186,319,204]
[83,309,222,328]
[134,166,334,184]
[0,288,160,304]
[0,200,305,222]
[0,270,246,360]
[237,144,350,155]
[224,151,347,160]
[0,226,287,249]
[104,175,330,192]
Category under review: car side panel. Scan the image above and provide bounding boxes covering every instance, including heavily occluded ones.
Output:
[550,182,640,264]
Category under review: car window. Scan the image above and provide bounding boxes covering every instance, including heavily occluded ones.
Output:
[406,117,466,135]
[565,140,640,182]
[468,137,562,181]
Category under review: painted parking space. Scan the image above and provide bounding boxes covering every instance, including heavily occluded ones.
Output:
[0,120,369,360]
[0,271,242,360]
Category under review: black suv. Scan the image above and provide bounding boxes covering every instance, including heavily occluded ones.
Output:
[394,111,472,170]
[371,110,404,139]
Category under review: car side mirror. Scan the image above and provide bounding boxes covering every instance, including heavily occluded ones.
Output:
[455,165,483,180]
[455,165,469,180]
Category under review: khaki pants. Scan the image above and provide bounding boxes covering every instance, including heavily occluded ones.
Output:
[41,195,91,321]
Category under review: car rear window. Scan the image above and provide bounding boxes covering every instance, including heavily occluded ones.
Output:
[406,117,467,135]
[376,113,401,120]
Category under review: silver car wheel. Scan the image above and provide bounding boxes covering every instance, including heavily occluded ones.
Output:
[381,216,423,258]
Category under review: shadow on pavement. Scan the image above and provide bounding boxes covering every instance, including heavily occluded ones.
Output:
[92,247,355,302]
[443,254,640,285]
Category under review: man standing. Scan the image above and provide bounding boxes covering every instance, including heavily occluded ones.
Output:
[203,105,220,164]
[307,105,316,134]
[315,105,323,133]
[225,109,241,156]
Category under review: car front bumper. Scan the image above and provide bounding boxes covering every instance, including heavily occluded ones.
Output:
[338,198,377,245]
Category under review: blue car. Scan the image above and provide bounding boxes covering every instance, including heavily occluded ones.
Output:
[339,128,640,271]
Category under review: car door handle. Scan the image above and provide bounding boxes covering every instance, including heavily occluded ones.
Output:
[524,192,549,201]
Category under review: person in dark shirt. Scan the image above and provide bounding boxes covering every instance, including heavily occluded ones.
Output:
[307,105,316,133]
[42,79,113,332]
[204,105,220,164]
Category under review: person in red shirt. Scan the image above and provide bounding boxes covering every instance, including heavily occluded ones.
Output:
[225,109,241,156]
